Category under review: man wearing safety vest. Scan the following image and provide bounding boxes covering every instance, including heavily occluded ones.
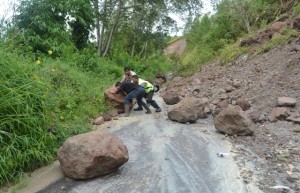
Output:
[132,75,162,112]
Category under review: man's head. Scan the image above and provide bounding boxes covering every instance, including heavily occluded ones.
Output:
[124,67,131,76]
[115,82,122,89]
[131,75,139,84]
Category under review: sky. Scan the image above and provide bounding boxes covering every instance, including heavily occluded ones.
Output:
[0,0,214,36]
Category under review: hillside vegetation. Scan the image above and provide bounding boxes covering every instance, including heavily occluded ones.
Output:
[177,0,300,75]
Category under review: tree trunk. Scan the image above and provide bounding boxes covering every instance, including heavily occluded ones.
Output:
[143,41,148,59]
[103,0,123,57]
[138,41,147,60]
[131,40,136,58]
[93,0,101,55]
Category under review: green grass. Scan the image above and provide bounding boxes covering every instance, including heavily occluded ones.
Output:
[218,42,250,64]
[0,40,173,188]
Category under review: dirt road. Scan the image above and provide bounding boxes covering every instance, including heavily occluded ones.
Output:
[31,96,260,193]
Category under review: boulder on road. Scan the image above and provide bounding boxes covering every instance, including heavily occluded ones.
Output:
[214,106,254,136]
[168,97,208,123]
[277,97,296,107]
[162,90,181,105]
[104,85,126,113]
[58,130,129,180]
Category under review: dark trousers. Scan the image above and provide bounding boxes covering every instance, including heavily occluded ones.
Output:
[125,87,146,107]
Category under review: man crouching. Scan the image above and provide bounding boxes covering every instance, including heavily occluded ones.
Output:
[113,82,151,117]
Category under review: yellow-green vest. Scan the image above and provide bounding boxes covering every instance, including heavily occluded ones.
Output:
[138,78,154,93]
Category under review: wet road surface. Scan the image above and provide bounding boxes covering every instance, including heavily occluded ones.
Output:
[37,97,261,193]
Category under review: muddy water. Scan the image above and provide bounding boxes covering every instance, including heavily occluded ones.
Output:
[37,97,261,193]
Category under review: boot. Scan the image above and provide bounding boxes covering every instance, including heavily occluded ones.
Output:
[142,103,152,114]
[150,101,161,112]
[133,106,143,111]
[155,107,162,112]
[120,104,130,117]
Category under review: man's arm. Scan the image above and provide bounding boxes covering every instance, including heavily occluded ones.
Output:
[115,84,124,94]
[120,75,126,83]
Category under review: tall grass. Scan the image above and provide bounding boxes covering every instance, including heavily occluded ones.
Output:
[0,50,56,186]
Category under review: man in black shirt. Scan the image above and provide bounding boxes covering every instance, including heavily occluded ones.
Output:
[114,82,151,117]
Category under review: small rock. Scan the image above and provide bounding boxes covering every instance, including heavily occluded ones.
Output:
[268,107,290,122]
[237,98,250,111]
[224,84,233,92]
[233,79,241,88]
[93,116,105,125]
[277,97,297,107]
[286,114,300,124]
[293,128,300,133]
[217,88,226,95]
[218,100,229,109]
[61,186,66,190]
[219,94,228,100]
[102,114,112,121]
[108,109,119,117]
[245,109,260,123]
[287,173,300,182]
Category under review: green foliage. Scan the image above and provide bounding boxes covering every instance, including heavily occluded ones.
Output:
[0,47,56,186]
[218,43,250,64]
[175,0,299,76]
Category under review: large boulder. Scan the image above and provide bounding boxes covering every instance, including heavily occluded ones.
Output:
[162,90,181,105]
[214,106,254,136]
[58,131,129,180]
[104,85,126,113]
[168,97,208,123]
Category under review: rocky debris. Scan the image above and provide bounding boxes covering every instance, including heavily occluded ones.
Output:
[58,130,129,180]
[93,116,105,125]
[286,114,300,124]
[156,72,167,83]
[104,85,126,113]
[292,17,300,31]
[224,84,233,92]
[277,97,297,107]
[162,90,181,105]
[245,109,260,123]
[214,106,254,136]
[102,114,112,121]
[219,94,228,100]
[233,79,241,88]
[108,109,119,117]
[268,107,290,122]
[270,21,288,34]
[218,100,229,109]
[237,98,251,111]
[241,21,289,48]
[168,97,208,123]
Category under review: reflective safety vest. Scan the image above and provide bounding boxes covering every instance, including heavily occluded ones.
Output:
[138,78,154,93]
